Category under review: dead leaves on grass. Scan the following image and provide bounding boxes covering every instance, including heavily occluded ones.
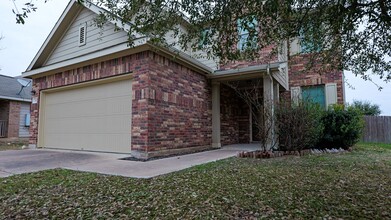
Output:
[0,146,390,219]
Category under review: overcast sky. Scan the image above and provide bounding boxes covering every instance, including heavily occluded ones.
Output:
[0,0,390,115]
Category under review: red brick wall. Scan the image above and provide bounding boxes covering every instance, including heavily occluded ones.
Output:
[30,52,150,147]
[7,101,21,138]
[286,54,344,104]
[132,53,212,158]
[30,51,213,158]
[221,85,240,145]
[220,84,250,145]
[219,45,278,71]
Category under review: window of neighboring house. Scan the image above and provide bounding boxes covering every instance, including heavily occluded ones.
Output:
[25,113,30,127]
[237,16,258,51]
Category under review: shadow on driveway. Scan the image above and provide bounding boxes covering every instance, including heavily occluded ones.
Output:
[0,144,258,178]
[0,149,109,177]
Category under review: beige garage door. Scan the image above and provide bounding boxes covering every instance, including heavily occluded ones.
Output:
[40,79,132,153]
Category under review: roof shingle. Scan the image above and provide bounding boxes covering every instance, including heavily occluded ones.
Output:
[0,75,32,102]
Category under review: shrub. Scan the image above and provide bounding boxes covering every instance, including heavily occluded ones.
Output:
[350,100,381,116]
[318,105,364,149]
[276,101,324,152]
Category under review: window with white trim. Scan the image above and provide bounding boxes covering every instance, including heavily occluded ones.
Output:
[291,83,337,109]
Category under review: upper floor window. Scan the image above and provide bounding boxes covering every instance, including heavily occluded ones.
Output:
[198,29,211,49]
[237,16,258,51]
[299,26,322,53]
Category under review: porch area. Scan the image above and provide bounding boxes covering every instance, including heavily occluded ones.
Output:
[210,66,287,150]
[0,120,7,138]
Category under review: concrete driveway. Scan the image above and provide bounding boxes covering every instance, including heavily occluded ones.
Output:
[0,144,258,178]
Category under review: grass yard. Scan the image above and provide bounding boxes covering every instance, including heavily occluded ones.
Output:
[1,143,390,219]
[0,143,26,151]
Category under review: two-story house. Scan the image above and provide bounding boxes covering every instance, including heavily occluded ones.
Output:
[22,0,343,159]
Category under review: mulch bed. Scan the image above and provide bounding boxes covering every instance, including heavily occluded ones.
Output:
[237,148,349,159]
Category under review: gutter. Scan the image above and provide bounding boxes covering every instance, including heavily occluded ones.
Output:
[22,38,149,78]
[209,62,281,79]
[0,95,32,103]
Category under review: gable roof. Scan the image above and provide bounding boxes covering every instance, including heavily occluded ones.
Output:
[0,75,32,102]
[22,0,214,78]
[26,0,82,71]
[26,0,142,73]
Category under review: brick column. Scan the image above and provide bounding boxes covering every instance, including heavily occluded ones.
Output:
[7,101,21,138]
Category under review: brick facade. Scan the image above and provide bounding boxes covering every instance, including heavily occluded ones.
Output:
[132,53,212,158]
[220,84,250,145]
[286,54,344,104]
[219,45,278,71]
[7,101,21,138]
[30,52,151,147]
[28,48,343,158]
[29,51,213,158]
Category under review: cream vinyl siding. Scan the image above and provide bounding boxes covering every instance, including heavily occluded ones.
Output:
[45,7,129,66]
[40,79,132,153]
[164,26,219,70]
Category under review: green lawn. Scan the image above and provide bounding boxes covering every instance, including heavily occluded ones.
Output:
[0,143,26,151]
[1,143,390,219]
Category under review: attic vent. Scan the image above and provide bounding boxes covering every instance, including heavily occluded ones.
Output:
[78,23,87,46]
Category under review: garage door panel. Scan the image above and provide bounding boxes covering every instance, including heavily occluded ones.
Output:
[45,115,131,134]
[45,96,131,119]
[41,79,132,153]
[46,133,130,152]
[45,82,131,105]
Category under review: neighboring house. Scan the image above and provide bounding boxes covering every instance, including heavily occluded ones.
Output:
[22,0,343,159]
[0,75,32,139]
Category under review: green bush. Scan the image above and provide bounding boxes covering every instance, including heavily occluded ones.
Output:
[350,100,381,116]
[276,101,324,151]
[318,105,364,149]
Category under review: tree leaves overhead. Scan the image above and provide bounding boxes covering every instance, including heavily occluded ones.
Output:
[17,0,391,81]
[13,2,38,24]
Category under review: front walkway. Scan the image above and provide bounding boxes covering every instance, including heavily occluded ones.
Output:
[0,144,259,178]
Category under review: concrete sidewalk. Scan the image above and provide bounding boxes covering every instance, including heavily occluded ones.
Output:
[0,144,258,178]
